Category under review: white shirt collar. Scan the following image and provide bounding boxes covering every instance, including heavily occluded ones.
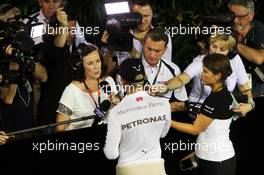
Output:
[39,9,48,24]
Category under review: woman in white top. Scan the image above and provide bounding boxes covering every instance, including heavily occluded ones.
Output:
[171,53,236,175]
[166,32,254,117]
[56,43,118,132]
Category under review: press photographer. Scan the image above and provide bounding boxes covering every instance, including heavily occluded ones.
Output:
[0,4,47,132]
[101,0,173,74]
[229,0,264,99]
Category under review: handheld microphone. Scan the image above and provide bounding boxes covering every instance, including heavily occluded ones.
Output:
[99,80,112,95]
[92,100,111,127]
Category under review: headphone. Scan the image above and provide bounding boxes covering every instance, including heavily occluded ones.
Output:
[71,43,105,76]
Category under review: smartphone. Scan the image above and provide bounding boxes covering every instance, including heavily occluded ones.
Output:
[179,158,198,171]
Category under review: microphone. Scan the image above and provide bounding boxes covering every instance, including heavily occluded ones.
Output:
[6,115,97,137]
[99,80,112,95]
[92,100,111,127]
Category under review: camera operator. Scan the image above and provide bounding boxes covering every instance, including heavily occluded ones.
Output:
[0,4,48,132]
[228,0,264,171]
[25,1,87,122]
[24,0,86,45]
[36,5,90,127]
[101,0,172,73]
[228,0,264,98]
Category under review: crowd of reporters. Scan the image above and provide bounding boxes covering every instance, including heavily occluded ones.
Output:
[0,0,263,174]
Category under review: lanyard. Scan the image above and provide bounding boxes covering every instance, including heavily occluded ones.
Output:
[146,61,162,85]
[83,79,101,107]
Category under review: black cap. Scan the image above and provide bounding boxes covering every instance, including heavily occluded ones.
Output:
[119,58,145,83]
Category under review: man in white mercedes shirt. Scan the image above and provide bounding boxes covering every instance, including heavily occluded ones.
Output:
[104,58,171,175]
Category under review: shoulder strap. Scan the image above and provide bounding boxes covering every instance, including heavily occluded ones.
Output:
[161,59,176,77]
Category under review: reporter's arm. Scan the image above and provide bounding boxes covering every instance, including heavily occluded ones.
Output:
[171,113,213,135]
[166,72,191,90]
[56,113,70,132]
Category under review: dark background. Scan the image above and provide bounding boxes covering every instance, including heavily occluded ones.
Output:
[1,0,264,69]
[0,0,263,174]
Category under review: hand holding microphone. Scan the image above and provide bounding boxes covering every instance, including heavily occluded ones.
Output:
[99,80,121,106]
[92,100,111,127]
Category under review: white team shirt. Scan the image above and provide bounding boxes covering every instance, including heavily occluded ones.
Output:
[104,91,171,166]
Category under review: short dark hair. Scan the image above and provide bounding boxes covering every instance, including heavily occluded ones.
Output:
[144,27,168,47]
[203,53,232,82]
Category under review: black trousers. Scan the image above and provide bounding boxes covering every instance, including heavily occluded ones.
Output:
[198,156,236,175]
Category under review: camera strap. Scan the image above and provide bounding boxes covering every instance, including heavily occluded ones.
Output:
[17,80,32,107]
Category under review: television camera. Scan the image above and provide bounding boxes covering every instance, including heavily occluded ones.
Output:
[104,0,142,51]
[0,19,44,86]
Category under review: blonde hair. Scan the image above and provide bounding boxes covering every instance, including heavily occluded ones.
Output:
[209,33,236,52]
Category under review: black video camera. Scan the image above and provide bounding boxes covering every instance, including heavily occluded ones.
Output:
[104,0,142,51]
[0,21,44,86]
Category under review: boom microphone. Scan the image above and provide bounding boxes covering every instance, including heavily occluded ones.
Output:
[6,115,97,137]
